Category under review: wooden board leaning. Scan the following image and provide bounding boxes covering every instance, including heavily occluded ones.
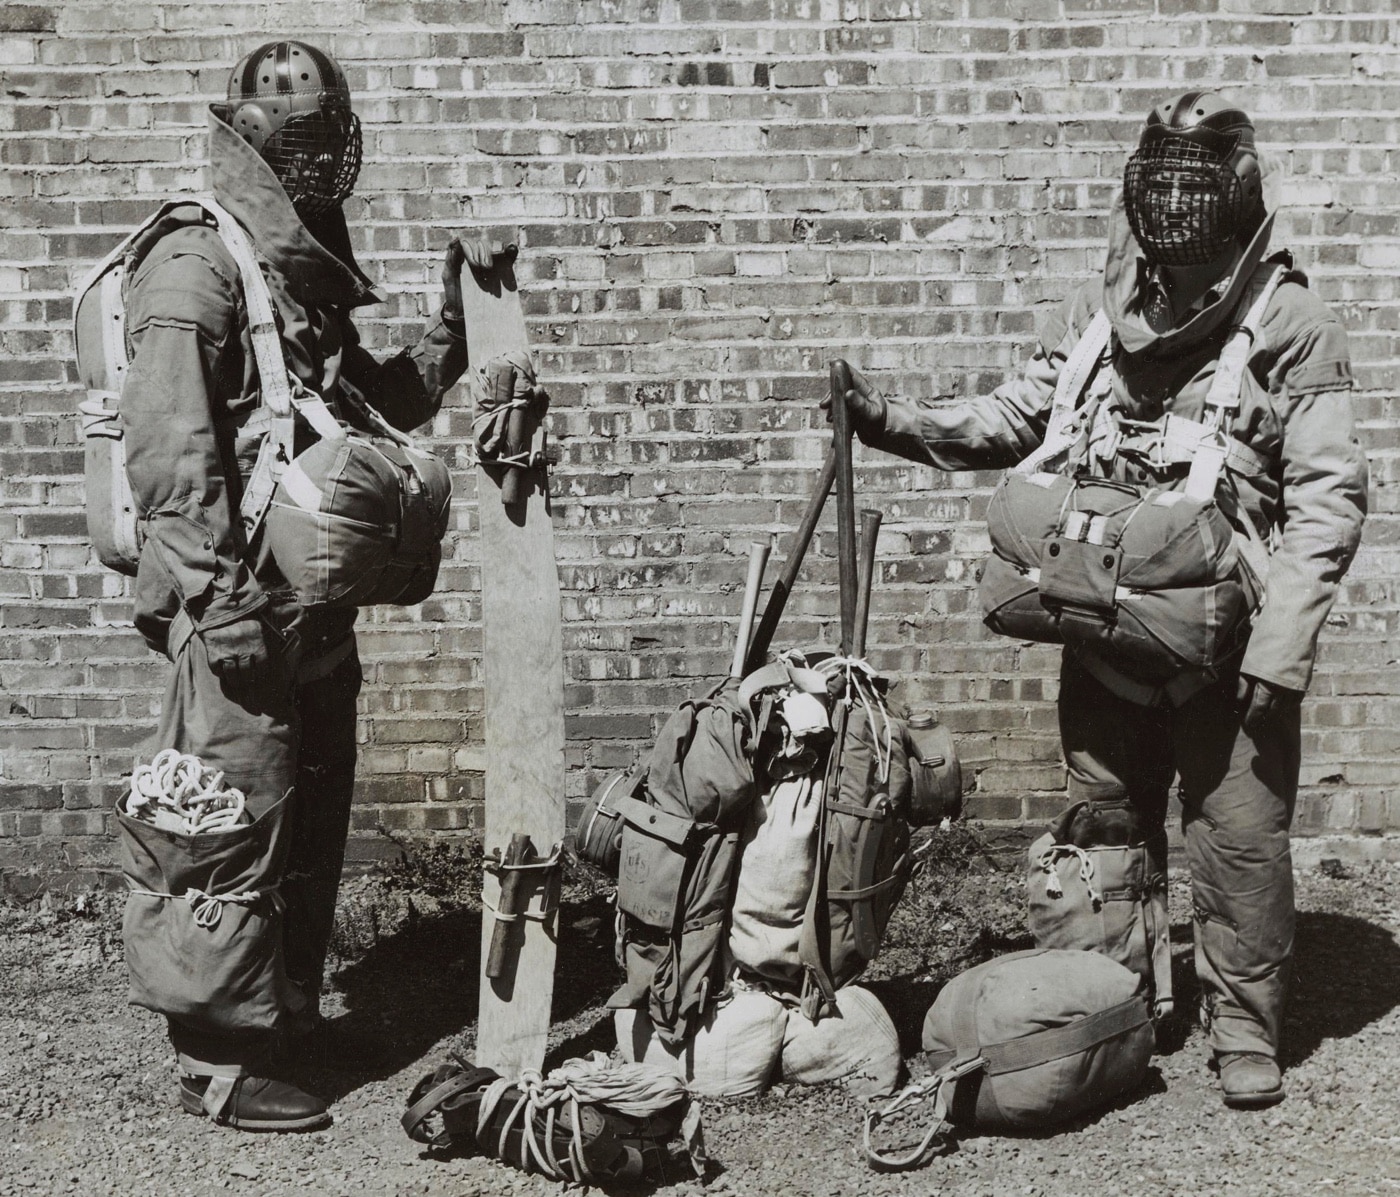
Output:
[462,255,567,1078]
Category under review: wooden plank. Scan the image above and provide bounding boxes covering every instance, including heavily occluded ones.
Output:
[462,258,566,1078]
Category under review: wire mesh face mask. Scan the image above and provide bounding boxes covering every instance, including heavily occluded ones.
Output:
[260,99,362,216]
[222,41,363,217]
[1123,127,1250,268]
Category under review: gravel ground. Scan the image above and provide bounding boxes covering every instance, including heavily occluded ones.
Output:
[2,832,1399,1197]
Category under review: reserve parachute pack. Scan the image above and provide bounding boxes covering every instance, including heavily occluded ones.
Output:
[979,261,1286,697]
[74,196,450,607]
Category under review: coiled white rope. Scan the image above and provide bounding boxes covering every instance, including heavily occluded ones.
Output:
[473,1052,690,1183]
[122,749,249,835]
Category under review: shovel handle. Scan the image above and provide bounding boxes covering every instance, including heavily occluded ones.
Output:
[744,446,838,674]
[853,508,882,659]
[732,541,772,678]
[485,832,534,979]
[830,360,858,655]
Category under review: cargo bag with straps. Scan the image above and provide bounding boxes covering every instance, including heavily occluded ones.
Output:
[74,196,450,607]
[977,263,1286,686]
[864,949,1154,1171]
[980,472,1260,679]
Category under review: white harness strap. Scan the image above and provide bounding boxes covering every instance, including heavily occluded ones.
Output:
[1015,263,1287,499]
[1184,263,1286,500]
[1013,309,1113,476]
[76,196,348,545]
[192,197,346,537]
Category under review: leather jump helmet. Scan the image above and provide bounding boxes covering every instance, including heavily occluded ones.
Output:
[1123,90,1264,267]
[218,40,362,215]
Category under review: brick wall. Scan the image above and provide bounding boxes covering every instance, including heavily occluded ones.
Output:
[3,0,1399,893]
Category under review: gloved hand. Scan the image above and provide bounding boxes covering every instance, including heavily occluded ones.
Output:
[441,233,520,323]
[201,617,275,705]
[819,359,888,445]
[1235,673,1303,738]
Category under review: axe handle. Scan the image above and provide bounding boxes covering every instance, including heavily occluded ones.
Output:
[497,365,528,507]
[731,541,772,678]
[745,446,837,675]
[485,832,534,979]
[853,508,882,658]
[830,360,858,655]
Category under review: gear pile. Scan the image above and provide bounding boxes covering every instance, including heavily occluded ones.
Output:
[122,749,249,835]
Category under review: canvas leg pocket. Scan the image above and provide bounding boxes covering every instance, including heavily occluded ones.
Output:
[118,792,294,1033]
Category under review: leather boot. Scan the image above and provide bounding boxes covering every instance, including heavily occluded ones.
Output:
[1217,1052,1284,1109]
[181,1073,331,1131]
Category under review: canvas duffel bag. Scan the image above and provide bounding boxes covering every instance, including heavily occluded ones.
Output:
[864,948,1153,1170]
[264,431,452,608]
[980,472,1259,680]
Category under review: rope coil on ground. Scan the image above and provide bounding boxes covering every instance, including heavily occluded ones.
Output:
[471,1052,692,1183]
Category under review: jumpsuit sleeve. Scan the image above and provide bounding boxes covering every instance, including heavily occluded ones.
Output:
[121,232,266,631]
[860,289,1087,471]
[338,308,470,433]
[1241,318,1368,692]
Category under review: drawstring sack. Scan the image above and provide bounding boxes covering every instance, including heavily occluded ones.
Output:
[1027,798,1174,1019]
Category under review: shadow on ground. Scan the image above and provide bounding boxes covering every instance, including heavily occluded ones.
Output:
[1283,910,1400,1067]
[303,889,619,1101]
[1151,910,1400,1064]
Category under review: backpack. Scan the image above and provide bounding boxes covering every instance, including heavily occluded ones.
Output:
[978,262,1286,694]
[592,652,935,1043]
[73,196,450,607]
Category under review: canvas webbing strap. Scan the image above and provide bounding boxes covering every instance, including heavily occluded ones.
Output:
[1013,309,1113,476]
[186,197,345,538]
[1185,262,1286,500]
[1012,263,1286,495]
[926,991,1151,1077]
